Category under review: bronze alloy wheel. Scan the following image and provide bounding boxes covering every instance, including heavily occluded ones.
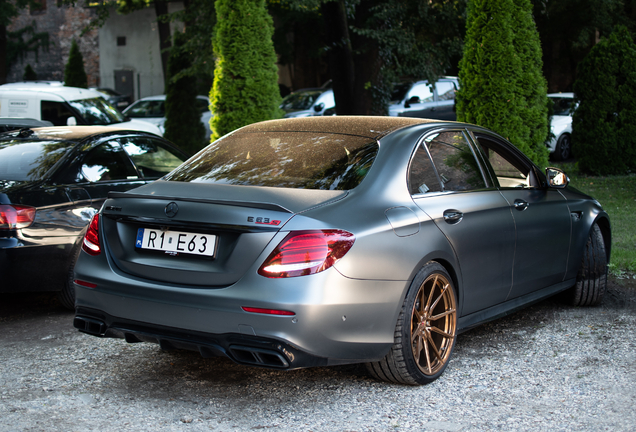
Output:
[411,272,456,376]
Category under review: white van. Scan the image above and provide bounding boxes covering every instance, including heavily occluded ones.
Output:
[0,82,162,136]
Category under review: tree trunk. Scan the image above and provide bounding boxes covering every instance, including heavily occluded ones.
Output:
[155,0,171,85]
[0,24,7,84]
[321,0,355,114]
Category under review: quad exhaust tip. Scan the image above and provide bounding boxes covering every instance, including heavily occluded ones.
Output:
[73,316,107,336]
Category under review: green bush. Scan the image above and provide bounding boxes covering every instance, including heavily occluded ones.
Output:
[210,0,282,140]
[572,26,636,175]
[23,64,37,80]
[64,40,88,89]
[456,0,549,168]
[163,31,207,155]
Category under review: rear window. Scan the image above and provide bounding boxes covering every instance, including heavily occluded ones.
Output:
[0,140,73,181]
[164,132,378,190]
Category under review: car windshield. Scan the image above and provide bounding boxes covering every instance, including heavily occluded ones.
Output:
[164,131,379,190]
[280,91,322,112]
[68,97,126,125]
[550,97,575,116]
[0,140,74,181]
[123,100,166,118]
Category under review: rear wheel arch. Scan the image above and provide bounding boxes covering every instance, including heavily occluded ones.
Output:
[593,216,611,262]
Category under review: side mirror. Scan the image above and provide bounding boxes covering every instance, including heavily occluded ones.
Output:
[314,103,324,113]
[66,116,77,126]
[404,96,420,108]
[546,167,569,188]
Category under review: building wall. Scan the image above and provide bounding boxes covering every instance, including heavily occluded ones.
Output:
[99,4,184,100]
[7,1,99,85]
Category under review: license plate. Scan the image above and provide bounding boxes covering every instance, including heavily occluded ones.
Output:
[136,228,216,257]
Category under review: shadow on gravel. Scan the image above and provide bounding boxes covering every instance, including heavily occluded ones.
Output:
[0,292,71,323]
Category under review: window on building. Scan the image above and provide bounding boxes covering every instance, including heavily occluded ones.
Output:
[117,37,126,47]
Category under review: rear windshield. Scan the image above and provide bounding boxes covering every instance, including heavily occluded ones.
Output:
[0,140,73,181]
[69,97,126,125]
[164,131,379,190]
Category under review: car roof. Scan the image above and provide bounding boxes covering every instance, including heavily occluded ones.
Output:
[231,116,437,140]
[2,126,143,141]
[0,82,103,100]
[0,117,53,128]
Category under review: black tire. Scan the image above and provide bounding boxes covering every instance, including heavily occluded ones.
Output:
[564,223,607,306]
[366,262,457,385]
[58,244,81,310]
[552,134,572,161]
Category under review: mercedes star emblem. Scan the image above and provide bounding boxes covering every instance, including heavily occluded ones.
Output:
[164,202,179,218]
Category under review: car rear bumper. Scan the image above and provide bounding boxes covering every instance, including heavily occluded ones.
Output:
[73,250,408,367]
[0,238,70,292]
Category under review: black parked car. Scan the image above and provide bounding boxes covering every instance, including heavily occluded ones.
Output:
[0,126,189,308]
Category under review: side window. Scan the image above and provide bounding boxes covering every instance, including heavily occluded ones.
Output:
[426,131,487,191]
[436,81,457,101]
[119,137,187,179]
[81,141,138,182]
[408,144,442,195]
[408,83,434,103]
[41,101,77,126]
[476,137,536,188]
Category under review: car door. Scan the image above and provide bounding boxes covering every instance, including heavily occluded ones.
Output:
[398,82,438,119]
[471,132,571,300]
[409,129,516,316]
[431,80,458,121]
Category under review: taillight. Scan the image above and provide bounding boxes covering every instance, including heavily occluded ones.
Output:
[82,213,101,256]
[0,204,36,229]
[258,230,355,278]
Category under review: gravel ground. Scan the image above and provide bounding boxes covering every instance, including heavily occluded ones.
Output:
[1,277,635,432]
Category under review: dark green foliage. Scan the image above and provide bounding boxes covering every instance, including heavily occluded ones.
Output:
[7,20,49,69]
[531,0,626,91]
[164,31,207,155]
[457,0,549,168]
[64,39,88,88]
[23,63,36,80]
[210,0,282,140]
[572,26,636,175]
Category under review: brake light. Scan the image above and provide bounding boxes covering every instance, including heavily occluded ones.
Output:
[258,230,355,278]
[82,213,101,256]
[0,204,36,229]
[242,307,295,316]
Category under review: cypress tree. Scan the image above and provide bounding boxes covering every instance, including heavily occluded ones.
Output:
[164,31,206,155]
[456,0,549,168]
[210,0,282,140]
[572,26,636,175]
[64,39,88,88]
[23,63,36,80]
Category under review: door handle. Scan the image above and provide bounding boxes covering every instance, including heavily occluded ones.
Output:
[514,199,529,211]
[443,209,463,224]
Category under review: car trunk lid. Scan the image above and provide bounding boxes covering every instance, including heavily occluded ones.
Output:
[100,181,347,286]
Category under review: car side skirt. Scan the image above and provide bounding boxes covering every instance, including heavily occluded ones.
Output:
[457,278,576,333]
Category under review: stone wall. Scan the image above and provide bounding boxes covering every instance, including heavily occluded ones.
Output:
[7,1,99,86]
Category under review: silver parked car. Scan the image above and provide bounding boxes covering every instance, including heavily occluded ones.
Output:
[73,117,610,385]
[280,88,334,117]
[547,92,576,161]
[123,95,213,141]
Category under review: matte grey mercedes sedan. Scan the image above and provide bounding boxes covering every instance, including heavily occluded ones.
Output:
[73,117,610,385]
